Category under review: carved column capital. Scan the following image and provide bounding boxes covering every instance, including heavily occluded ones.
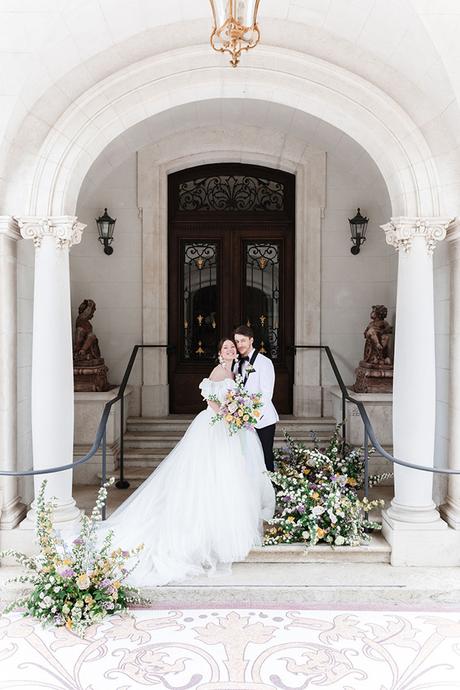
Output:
[380,216,452,255]
[0,216,21,241]
[15,215,86,249]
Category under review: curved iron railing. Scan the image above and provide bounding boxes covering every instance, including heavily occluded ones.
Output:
[1,343,459,521]
[0,345,173,518]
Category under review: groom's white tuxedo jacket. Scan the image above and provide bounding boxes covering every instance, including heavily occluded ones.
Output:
[240,350,279,429]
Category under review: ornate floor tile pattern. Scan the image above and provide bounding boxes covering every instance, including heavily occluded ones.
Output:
[1,606,460,689]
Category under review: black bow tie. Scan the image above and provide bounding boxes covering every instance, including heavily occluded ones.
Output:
[239,356,250,362]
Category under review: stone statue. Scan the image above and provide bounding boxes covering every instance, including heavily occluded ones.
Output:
[352,305,393,393]
[74,299,102,362]
[362,305,392,366]
[73,299,111,392]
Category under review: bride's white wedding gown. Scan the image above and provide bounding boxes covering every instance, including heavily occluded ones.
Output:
[101,377,276,586]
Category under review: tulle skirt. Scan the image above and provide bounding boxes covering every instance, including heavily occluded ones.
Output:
[100,408,275,586]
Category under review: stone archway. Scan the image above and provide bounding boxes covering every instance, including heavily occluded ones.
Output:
[0,47,442,219]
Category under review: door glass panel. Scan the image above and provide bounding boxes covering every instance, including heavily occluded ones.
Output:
[182,242,218,360]
[244,242,280,360]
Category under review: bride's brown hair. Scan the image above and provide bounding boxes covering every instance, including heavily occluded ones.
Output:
[217,337,235,354]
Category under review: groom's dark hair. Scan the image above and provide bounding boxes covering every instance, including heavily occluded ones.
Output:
[233,324,254,339]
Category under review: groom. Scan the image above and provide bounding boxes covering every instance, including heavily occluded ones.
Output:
[233,325,279,472]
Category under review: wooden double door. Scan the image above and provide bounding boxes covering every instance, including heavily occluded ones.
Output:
[168,164,295,414]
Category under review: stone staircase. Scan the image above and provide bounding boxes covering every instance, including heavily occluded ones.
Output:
[121,415,338,487]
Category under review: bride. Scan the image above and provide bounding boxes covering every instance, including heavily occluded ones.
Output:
[101,338,276,586]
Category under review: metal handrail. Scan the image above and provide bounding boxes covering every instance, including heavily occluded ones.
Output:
[292,345,460,475]
[0,344,172,518]
[2,342,459,523]
[115,344,175,489]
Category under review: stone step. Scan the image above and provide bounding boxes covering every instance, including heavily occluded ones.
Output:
[5,560,460,606]
[123,433,333,449]
[126,415,338,433]
[244,533,390,564]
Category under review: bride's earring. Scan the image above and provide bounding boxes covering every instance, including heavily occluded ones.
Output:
[218,354,226,368]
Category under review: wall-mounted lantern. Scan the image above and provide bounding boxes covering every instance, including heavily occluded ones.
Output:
[96,208,116,255]
[349,208,369,255]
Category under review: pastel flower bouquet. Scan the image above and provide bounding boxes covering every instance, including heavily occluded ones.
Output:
[0,479,143,637]
[209,374,263,435]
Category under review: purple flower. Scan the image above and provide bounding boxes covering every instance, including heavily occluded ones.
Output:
[73,538,83,546]
[297,505,305,514]
[56,566,75,579]
[121,550,129,558]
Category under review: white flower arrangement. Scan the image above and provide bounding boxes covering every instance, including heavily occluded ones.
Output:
[0,479,144,637]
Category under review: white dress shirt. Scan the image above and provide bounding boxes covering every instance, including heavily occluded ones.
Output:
[240,349,279,429]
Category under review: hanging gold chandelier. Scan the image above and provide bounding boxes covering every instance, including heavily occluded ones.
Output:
[209,0,261,68]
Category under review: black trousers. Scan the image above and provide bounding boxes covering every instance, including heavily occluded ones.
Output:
[256,424,276,472]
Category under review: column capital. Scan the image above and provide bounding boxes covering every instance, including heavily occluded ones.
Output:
[0,216,21,241]
[15,215,86,249]
[380,216,452,255]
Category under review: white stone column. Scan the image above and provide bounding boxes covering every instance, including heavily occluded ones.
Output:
[0,217,26,528]
[380,217,452,564]
[17,216,86,528]
[440,221,460,528]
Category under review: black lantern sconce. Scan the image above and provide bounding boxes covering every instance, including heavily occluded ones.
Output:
[96,208,116,255]
[348,208,369,255]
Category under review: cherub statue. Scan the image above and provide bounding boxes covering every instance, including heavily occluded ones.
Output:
[362,305,392,366]
[74,299,102,363]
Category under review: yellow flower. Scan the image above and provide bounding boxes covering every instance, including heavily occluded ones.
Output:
[225,414,233,422]
[113,581,121,589]
[316,527,326,539]
[238,409,244,417]
[312,492,319,500]
[254,410,260,417]
[65,618,73,630]
[287,516,295,523]
[84,595,93,604]
[243,415,249,421]
[76,573,91,590]
[347,477,357,486]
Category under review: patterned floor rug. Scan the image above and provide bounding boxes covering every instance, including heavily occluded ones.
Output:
[1,605,460,689]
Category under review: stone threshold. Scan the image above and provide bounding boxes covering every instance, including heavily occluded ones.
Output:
[3,562,459,607]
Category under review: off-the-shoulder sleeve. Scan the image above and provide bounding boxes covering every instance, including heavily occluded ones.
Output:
[199,378,219,401]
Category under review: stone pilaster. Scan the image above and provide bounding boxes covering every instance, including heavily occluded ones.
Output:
[380,216,452,564]
[0,217,26,528]
[17,216,85,528]
[440,220,460,528]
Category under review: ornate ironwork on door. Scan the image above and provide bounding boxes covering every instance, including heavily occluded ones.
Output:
[182,242,218,360]
[178,175,285,212]
[244,242,280,360]
[169,163,294,414]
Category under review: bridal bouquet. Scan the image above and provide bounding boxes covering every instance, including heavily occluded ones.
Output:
[0,479,144,637]
[210,375,263,435]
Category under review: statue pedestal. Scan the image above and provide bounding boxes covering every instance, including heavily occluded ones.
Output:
[352,361,393,393]
[330,386,393,483]
[74,361,112,392]
[73,386,132,484]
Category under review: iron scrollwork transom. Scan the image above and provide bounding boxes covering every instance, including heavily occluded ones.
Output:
[178,175,285,212]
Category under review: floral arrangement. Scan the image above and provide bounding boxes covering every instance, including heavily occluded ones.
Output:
[264,431,388,547]
[0,479,143,637]
[209,374,263,435]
